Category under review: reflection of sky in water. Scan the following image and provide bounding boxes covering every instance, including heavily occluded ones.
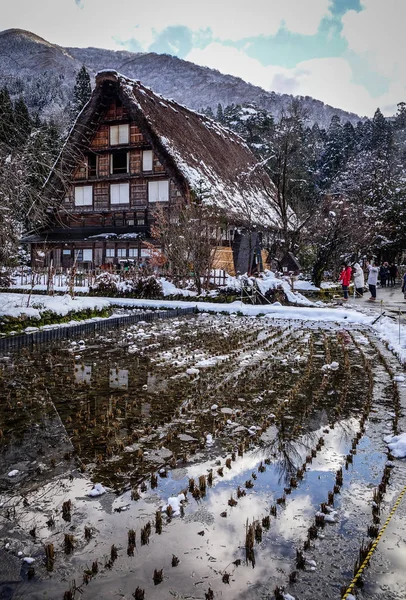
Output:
[109,368,128,389]
[74,363,92,385]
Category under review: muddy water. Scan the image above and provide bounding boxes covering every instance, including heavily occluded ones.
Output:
[0,315,403,599]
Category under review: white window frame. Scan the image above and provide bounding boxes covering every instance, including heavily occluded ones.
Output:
[75,249,93,262]
[148,180,169,203]
[128,248,138,258]
[110,124,129,145]
[110,182,130,205]
[105,248,115,258]
[142,150,153,172]
[74,185,93,206]
[83,249,93,262]
[117,248,127,258]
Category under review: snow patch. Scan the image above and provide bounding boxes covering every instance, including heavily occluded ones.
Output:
[384,432,406,458]
[87,483,107,497]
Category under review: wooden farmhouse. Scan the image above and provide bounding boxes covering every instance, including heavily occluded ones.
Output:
[24,70,284,274]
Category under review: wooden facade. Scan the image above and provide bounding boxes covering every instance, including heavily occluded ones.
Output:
[25,70,282,272]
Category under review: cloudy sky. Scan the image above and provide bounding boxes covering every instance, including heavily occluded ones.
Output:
[2,0,404,117]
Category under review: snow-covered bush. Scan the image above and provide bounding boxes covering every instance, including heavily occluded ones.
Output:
[90,272,163,299]
[131,275,163,299]
[89,272,121,296]
[0,269,15,288]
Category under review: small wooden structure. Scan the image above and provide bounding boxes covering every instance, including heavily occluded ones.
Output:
[280,252,301,276]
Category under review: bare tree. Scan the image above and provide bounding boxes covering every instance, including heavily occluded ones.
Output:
[152,195,222,294]
[306,195,376,287]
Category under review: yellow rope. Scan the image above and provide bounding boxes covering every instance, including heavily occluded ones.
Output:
[342,485,406,599]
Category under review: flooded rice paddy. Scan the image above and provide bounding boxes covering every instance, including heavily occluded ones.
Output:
[0,313,405,599]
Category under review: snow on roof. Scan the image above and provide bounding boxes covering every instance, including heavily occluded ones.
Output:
[47,70,285,229]
[105,71,282,228]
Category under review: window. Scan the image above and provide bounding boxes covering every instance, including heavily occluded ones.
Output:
[142,150,153,171]
[111,182,130,205]
[110,150,128,174]
[106,248,115,258]
[62,249,71,255]
[74,186,93,206]
[87,153,97,177]
[137,218,145,225]
[148,180,169,203]
[117,248,127,257]
[75,249,93,262]
[128,248,138,258]
[126,219,134,226]
[110,124,129,145]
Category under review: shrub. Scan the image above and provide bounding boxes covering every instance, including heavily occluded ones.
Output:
[90,273,163,299]
[0,270,14,288]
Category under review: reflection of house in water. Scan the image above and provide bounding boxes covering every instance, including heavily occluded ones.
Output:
[109,368,129,390]
[146,372,167,393]
[74,364,92,385]
[141,402,151,418]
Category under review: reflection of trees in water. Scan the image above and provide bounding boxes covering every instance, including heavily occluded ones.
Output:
[256,417,355,486]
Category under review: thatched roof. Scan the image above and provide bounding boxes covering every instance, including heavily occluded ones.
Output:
[50,70,284,229]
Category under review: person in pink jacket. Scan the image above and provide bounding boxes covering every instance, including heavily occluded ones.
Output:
[339,263,352,301]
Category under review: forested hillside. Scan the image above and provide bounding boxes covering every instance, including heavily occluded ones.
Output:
[0,28,362,129]
[202,101,406,283]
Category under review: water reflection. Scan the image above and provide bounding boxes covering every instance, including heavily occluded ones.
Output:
[109,368,129,390]
[74,363,92,385]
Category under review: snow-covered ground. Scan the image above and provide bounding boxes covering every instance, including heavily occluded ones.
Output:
[9,271,335,303]
[2,289,406,363]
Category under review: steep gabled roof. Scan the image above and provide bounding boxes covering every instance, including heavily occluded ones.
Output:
[50,70,283,229]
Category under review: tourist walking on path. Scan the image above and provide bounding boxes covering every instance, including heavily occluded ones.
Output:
[379,262,389,287]
[389,263,398,287]
[367,261,379,301]
[339,263,352,301]
[352,262,365,297]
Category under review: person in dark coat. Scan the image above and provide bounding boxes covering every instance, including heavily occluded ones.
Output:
[379,263,389,287]
[389,263,398,286]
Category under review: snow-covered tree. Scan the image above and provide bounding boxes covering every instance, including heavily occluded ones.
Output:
[71,66,92,118]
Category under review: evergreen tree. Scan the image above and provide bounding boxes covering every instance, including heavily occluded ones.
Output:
[13,96,31,146]
[342,121,356,161]
[319,115,344,186]
[0,88,15,148]
[72,66,92,117]
[203,106,215,119]
[395,102,406,130]
[216,103,224,124]
[371,107,391,152]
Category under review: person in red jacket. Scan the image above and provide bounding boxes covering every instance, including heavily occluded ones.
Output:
[339,263,352,301]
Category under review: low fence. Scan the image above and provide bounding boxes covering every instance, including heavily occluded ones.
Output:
[14,268,228,290]
[0,306,197,353]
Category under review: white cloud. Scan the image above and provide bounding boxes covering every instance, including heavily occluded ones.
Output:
[2,0,403,116]
[1,0,331,49]
[186,44,400,116]
[341,0,406,78]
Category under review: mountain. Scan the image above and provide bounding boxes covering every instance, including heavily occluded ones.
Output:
[0,28,364,127]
